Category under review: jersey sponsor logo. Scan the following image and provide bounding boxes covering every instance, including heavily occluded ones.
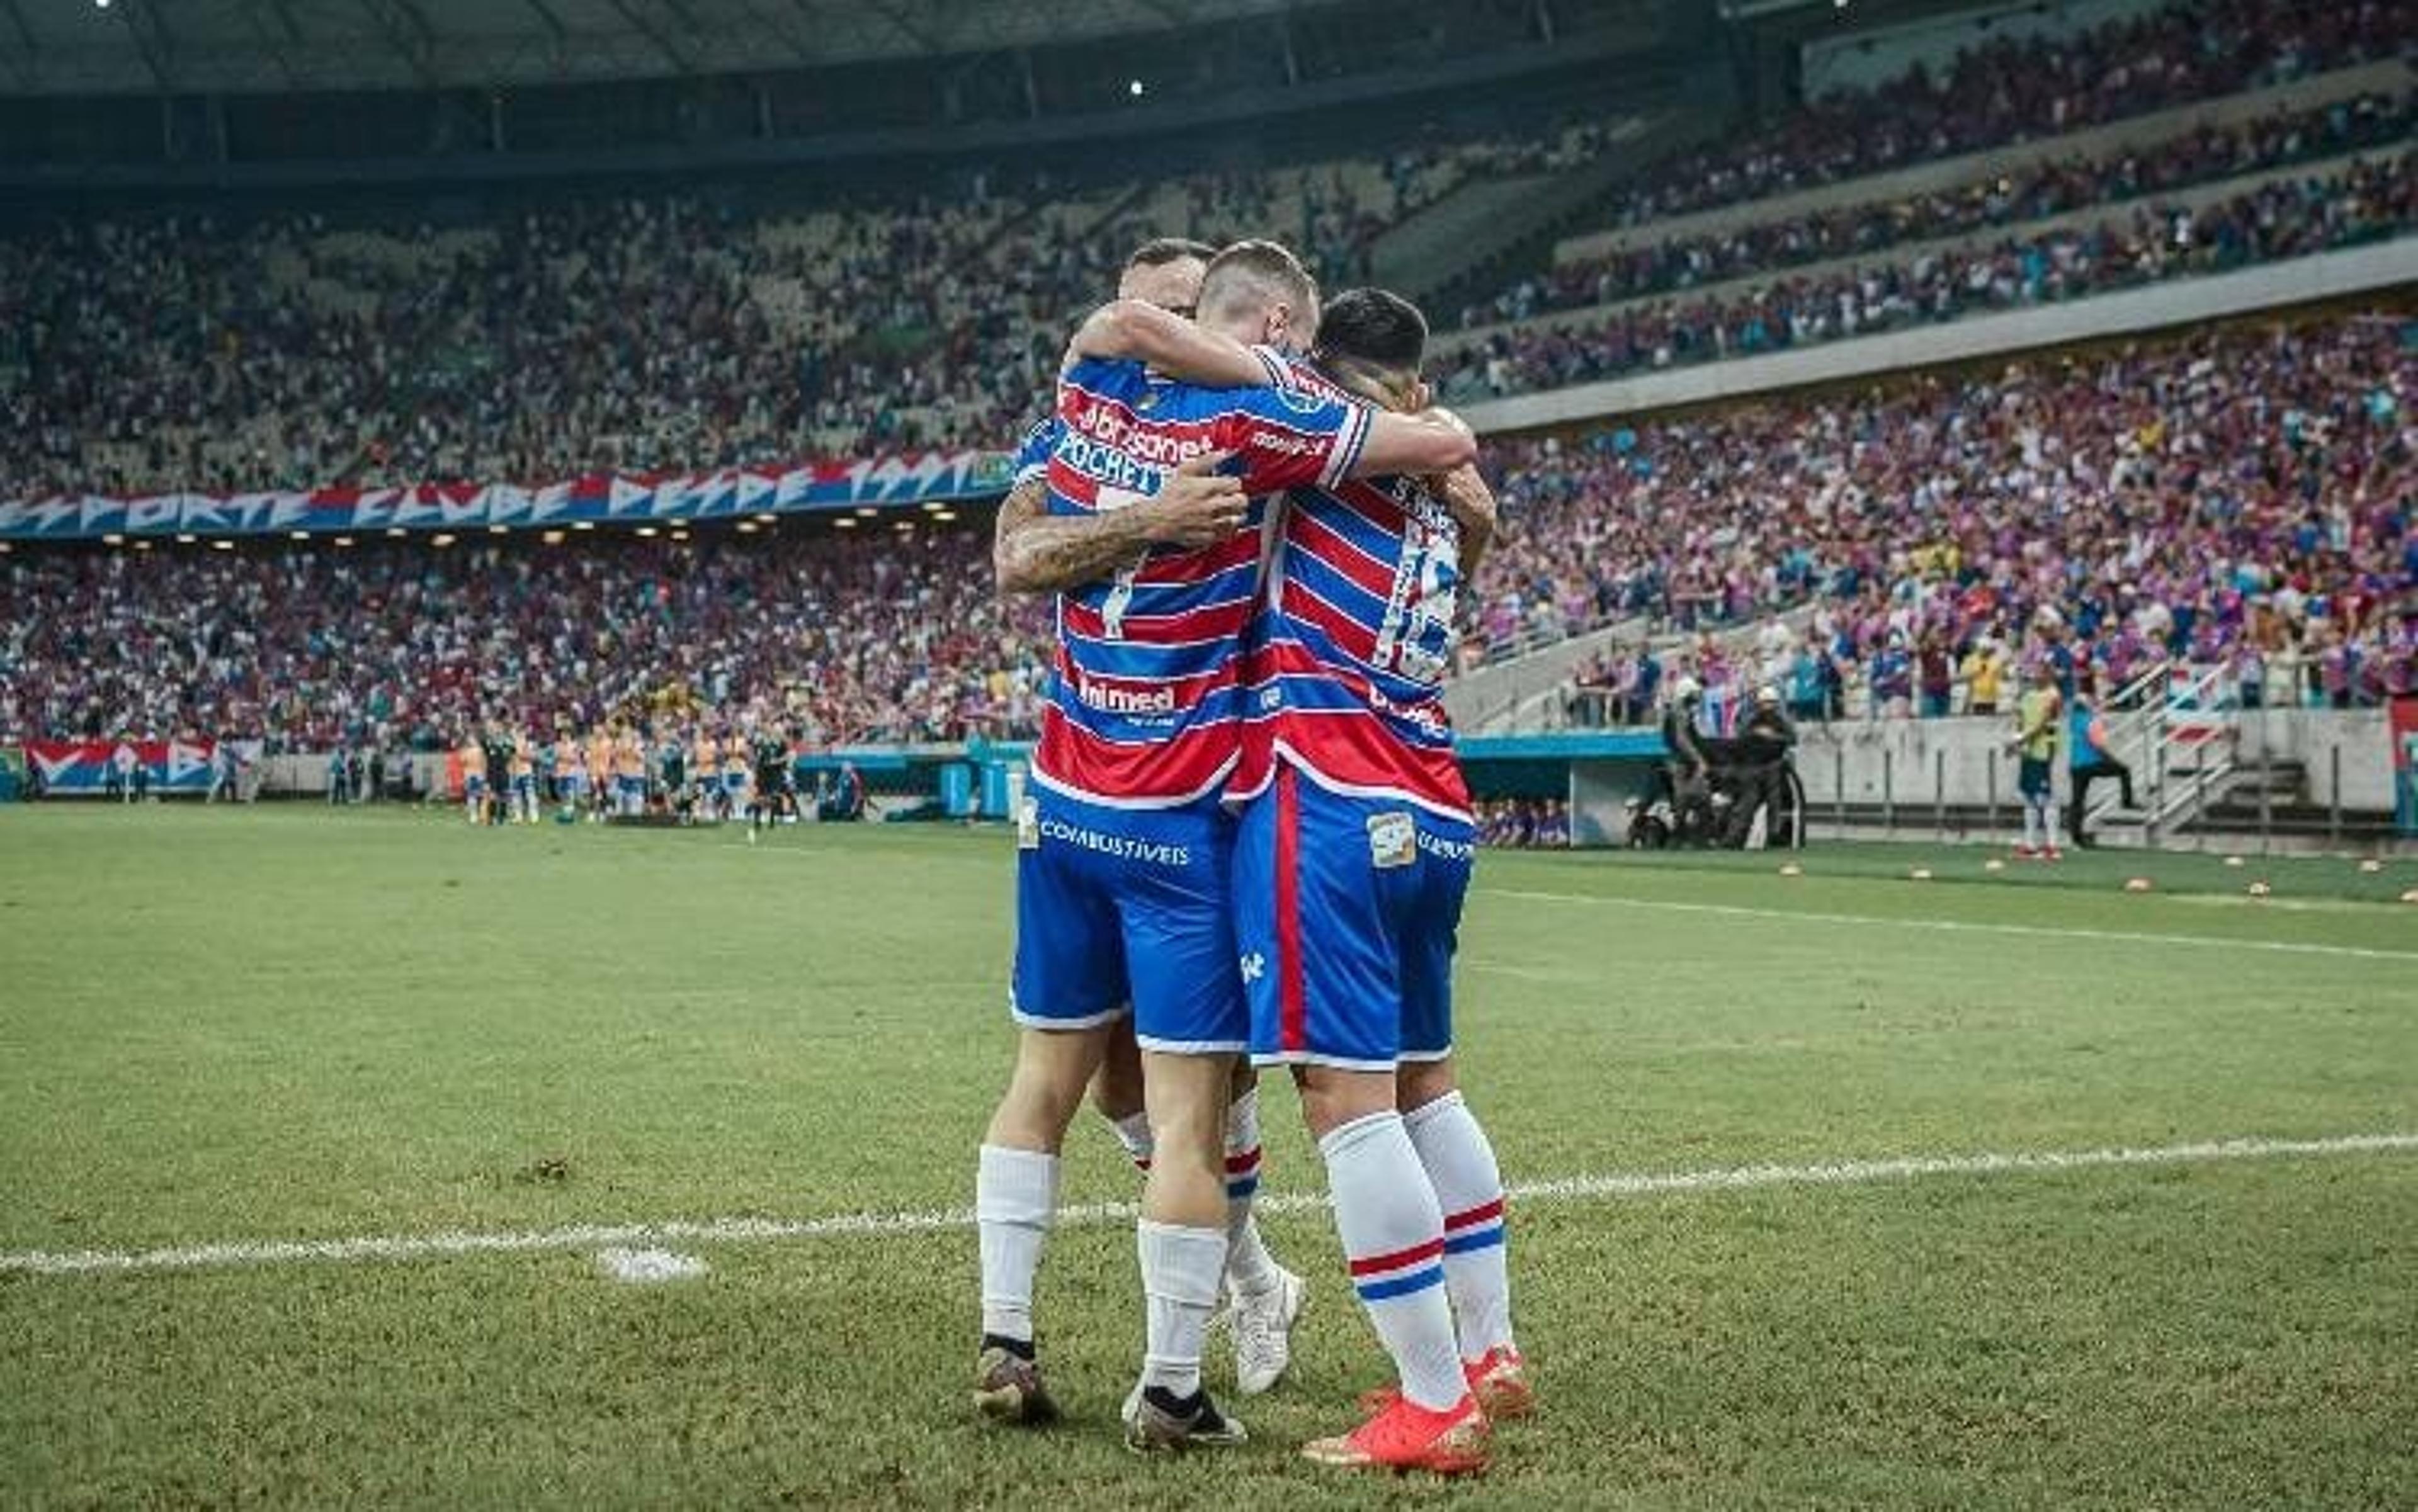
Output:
[1367,810,1417,869]
[1242,425,1327,461]
[1416,829,1475,863]
[1038,817,1191,868]
[1062,392,1214,470]
[1075,676,1178,715]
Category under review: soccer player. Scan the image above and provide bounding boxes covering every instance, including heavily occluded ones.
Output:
[1224,288,1523,1473]
[613,728,647,818]
[2010,662,2064,860]
[974,240,1477,1452]
[996,238,1305,1401]
[2065,692,2136,849]
[747,725,790,839]
[553,728,587,819]
[509,731,538,825]
[458,730,488,826]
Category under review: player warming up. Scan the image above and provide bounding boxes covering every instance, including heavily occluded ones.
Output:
[1227,288,1528,1474]
[972,240,1476,1453]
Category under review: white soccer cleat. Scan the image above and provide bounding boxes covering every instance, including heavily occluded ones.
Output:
[1230,1265,1305,1395]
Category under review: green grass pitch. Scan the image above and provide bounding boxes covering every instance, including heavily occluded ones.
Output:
[1,805,2412,1509]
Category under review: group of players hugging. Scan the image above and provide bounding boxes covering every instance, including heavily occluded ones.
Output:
[972,237,1527,1474]
[451,724,819,834]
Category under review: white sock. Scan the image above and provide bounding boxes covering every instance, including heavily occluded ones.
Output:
[1404,1091,1515,1360]
[1222,1088,1281,1296]
[2042,802,2060,844]
[1320,1110,1467,1411]
[1108,1108,1154,1173]
[2023,804,2040,848]
[1138,1219,1227,1397]
[975,1144,1059,1345]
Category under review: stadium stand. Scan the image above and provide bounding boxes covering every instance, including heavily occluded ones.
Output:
[1438,148,2415,399]
[1485,314,2417,722]
[1536,0,2409,237]
[0,524,1047,751]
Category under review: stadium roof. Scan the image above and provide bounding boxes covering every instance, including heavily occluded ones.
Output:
[3,0,1331,96]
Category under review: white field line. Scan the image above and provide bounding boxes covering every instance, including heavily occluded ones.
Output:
[4,1132,2410,1280]
[1482,887,2418,963]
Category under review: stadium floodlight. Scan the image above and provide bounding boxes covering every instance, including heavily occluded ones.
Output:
[854,506,879,517]
[669,517,688,527]
[933,510,958,522]
[571,521,594,532]
[541,530,565,545]
[489,525,509,535]
[1128,79,1144,97]
[103,533,125,546]
[385,527,407,538]
[893,520,915,531]
[333,537,355,548]
[921,500,947,512]
[670,529,691,542]
[431,533,456,547]
[212,540,234,552]
[635,526,659,538]
[752,512,776,523]
[735,521,759,534]
[833,518,857,529]
[0,542,11,554]
[290,530,311,542]
[133,540,151,552]
[176,533,197,544]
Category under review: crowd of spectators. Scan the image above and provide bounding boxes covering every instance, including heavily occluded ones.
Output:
[5,313,2407,758]
[1471,90,2416,326]
[1470,314,2415,718]
[0,523,1051,752]
[0,121,1615,506]
[1439,148,2416,399]
[1560,0,2409,238]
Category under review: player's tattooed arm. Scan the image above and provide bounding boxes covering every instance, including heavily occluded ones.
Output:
[1436,462,1497,579]
[1063,300,1268,387]
[993,452,1248,595]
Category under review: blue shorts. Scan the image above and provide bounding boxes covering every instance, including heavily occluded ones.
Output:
[1235,766,1473,1071]
[511,775,535,796]
[2019,757,2052,800]
[616,775,645,798]
[1010,784,1245,1055]
[465,776,487,797]
[559,771,587,795]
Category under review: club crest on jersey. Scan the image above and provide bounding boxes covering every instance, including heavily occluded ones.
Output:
[1016,797,1041,850]
[1367,810,1416,870]
[1276,387,1326,415]
[1135,389,1162,412]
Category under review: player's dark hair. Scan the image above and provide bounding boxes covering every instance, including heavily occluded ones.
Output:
[1313,287,1428,378]
[1125,237,1217,268]
[1198,239,1318,328]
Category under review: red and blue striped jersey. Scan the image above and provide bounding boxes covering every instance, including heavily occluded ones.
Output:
[1235,356,1472,820]
[1031,355,1373,807]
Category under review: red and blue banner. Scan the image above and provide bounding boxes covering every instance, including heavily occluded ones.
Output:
[0,452,1015,544]
[22,740,219,796]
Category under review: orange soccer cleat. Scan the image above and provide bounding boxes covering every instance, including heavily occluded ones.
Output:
[1304,1390,1490,1475]
[1357,1346,1534,1421]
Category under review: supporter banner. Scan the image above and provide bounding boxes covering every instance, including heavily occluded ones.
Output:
[0,452,1016,543]
[23,739,219,795]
